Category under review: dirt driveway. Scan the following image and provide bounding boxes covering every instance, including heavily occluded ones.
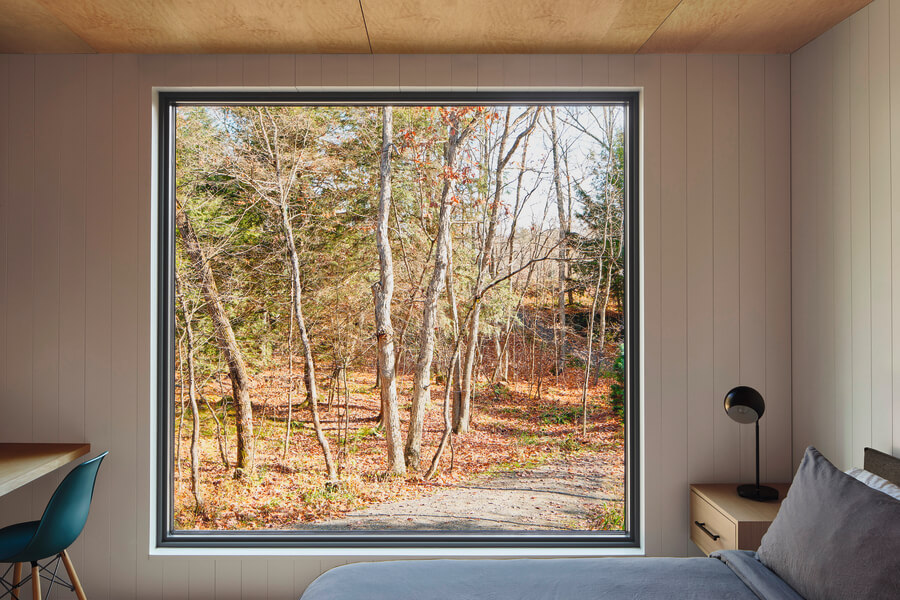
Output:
[304,452,623,531]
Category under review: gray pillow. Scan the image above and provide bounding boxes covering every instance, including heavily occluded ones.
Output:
[757,446,900,600]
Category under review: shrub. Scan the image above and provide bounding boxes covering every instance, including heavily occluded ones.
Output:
[609,343,625,420]
[586,501,625,530]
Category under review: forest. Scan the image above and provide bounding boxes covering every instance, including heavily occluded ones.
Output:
[173,102,628,532]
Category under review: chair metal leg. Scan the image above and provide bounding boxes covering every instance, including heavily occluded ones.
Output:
[11,563,21,600]
[60,551,87,600]
[30,563,40,600]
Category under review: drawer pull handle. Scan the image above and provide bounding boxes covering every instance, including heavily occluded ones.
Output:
[694,521,720,541]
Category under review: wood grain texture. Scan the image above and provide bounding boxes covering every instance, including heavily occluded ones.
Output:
[0,0,873,54]
[689,491,737,555]
[640,0,873,54]
[792,0,900,466]
[0,0,94,53]
[361,0,681,54]
[689,484,790,554]
[33,0,369,53]
[0,443,90,496]
[0,51,793,597]
[690,483,790,522]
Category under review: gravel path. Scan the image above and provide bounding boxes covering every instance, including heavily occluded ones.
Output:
[304,452,622,531]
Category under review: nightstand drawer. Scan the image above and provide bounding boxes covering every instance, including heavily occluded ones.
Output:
[690,491,737,554]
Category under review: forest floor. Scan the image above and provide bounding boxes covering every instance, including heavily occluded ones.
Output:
[174,308,625,532]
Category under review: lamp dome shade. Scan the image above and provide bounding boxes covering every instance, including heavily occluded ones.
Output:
[724,386,765,424]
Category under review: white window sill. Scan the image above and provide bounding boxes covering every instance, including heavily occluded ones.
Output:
[149,545,646,558]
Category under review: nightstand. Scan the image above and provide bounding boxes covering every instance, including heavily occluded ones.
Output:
[689,483,790,555]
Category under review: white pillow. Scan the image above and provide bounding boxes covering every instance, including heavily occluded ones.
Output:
[845,467,900,501]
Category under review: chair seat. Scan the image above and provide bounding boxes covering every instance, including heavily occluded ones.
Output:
[0,520,38,563]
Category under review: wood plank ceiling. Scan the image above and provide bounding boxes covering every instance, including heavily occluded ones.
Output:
[0,0,873,54]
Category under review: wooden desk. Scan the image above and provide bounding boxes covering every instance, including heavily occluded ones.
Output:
[0,443,91,496]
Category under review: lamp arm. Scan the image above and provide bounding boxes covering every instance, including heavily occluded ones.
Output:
[755,420,760,489]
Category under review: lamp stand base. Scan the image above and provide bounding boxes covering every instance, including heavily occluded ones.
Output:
[737,484,780,502]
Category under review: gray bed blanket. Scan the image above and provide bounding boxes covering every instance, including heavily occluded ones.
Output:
[300,551,801,600]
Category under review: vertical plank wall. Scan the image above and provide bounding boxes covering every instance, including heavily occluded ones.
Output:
[0,52,791,598]
[792,0,900,470]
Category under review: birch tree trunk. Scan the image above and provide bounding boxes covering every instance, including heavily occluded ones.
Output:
[550,107,568,374]
[280,201,338,482]
[581,264,604,435]
[282,281,295,459]
[372,106,406,476]
[405,112,471,469]
[175,205,255,473]
[446,234,464,436]
[175,274,204,512]
[457,107,537,433]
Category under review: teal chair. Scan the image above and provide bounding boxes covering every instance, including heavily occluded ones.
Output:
[0,452,107,600]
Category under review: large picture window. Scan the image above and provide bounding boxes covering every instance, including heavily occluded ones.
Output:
[157,92,639,548]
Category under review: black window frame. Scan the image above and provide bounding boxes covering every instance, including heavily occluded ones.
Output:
[156,90,641,549]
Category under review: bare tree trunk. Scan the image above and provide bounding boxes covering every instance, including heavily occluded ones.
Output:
[598,219,625,360]
[425,349,460,479]
[176,338,185,485]
[372,106,406,476]
[280,201,338,482]
[405,112,473,469]
[581,264,604,436]
[282,281,295,459]
[597,261,615,361]
[395,235,436,375]
[491,260,536,384]
[446,236,464,435]
[564,148,575,306]
[176,274,204,512]
[457,107,537,433]
[550,107,568,375]
[498,136,532,384]
[202,392,229,468]
[175,205,255,473]
[427,246,469,479]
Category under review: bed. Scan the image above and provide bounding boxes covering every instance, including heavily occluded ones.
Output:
[300,447,900,600]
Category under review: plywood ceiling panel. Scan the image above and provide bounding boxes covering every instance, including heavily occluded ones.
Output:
[0,0,875,54]
[0,0,93,53]
[360,0,681,53]
[31,0,370,53]
[639,0,873,54]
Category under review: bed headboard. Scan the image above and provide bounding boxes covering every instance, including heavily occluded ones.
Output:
[864,447,900,486]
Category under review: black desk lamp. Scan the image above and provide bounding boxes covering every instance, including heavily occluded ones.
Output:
[723,386,779,502]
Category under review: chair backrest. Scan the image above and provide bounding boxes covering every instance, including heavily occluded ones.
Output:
[21,452,107,560]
